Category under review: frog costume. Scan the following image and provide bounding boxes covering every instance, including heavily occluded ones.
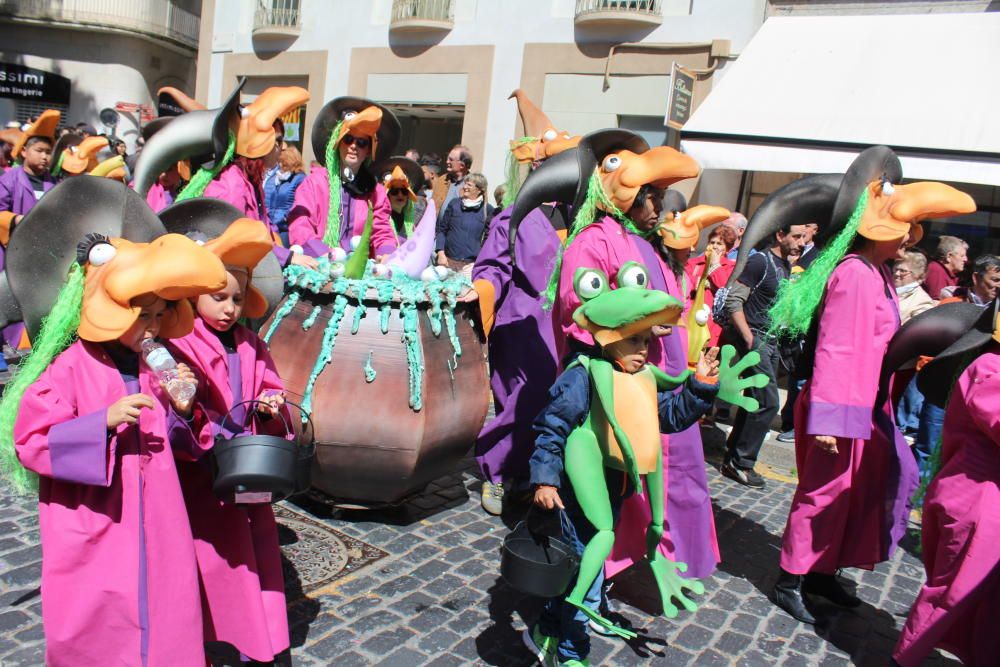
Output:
[551,261,767,639]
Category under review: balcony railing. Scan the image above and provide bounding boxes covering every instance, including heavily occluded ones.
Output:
[0,0,199,50]
[390,0,454,32]
[575,0,663,27]
[253,1,301,39]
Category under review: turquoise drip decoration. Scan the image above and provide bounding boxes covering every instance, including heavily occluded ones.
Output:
[301,305,322,331]
[363,351,377,383]
[276,257,471,414]
[262,291,299,344]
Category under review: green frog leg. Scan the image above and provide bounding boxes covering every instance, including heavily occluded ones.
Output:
[648,364,691,392]
[589,357,642,492]
[564,426,638,640]
[716,344,770,412]
[645,455,705,618]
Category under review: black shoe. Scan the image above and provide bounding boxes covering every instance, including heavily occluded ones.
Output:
[804,572,861,608]
[720,462,766,489]
[773,569,817,624]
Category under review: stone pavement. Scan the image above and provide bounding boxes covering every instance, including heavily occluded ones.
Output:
[0,425,959,666]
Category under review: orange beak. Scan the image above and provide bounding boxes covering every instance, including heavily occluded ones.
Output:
[236,86,310,159]
[79,234,227,342]
[382,165,417,201]
[335,106,382,157]
[657,204,732,250]
[859,180,976,242]
[202,217,274,318]
[599,147,700,213]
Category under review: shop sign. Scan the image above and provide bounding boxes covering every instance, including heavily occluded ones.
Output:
[0,63,71,104]
[665,62,695,130]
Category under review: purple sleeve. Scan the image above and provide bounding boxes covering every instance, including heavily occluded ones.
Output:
[472,210,512,299]
[271,245,291,267]
[302,238,331,257]
[167,405,212,461]
[48,409,113,486]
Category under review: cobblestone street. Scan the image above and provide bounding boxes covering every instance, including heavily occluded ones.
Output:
[0,425,959,666]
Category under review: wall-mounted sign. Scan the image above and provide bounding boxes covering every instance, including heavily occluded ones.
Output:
[115,101,155,123]
[281,105,305,144]
[665,62,695,130]
[0,63,71,104]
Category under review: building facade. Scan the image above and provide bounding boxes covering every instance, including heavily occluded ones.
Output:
[0,0,200,149]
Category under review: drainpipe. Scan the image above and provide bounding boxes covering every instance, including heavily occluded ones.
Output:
[602,39,736,91]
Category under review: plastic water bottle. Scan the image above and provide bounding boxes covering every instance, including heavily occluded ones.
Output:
[141,339,196,403]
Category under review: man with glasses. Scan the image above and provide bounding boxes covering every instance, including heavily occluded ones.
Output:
[432,144,473,218]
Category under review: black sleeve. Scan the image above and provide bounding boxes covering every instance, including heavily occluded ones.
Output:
[657,376,719,433]
[529,365,591,488]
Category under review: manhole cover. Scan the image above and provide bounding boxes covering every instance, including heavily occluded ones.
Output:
[274,504,387,599]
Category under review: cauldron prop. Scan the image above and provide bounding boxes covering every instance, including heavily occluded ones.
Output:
[261,259,489,506]
[212,400,316,504]
[501,519,580,598]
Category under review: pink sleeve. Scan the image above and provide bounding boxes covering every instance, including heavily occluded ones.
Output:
[556,231,616,349]
[287,172,325,246]
[369,183,397,257]
[963,357,1000,444]
[806,261,881,439]
[13,367,115,486]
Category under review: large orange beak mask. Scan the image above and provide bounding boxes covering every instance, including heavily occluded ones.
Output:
[77,233,228,341]
[656,189,732,251]
[12,109,60,158]
[508,89,582,163]
[159,198,284,322]
[857,178,974,244]
[311,97,402,166]
[381,165,417,201]
[594,146,700,215]
[236,86,310,159]
[62,135,110,175]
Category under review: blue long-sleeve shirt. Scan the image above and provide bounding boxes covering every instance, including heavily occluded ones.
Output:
[529,363,718,489]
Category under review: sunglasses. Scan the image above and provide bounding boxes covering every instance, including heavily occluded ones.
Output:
[341,134,371,149]
[388,188,409,196]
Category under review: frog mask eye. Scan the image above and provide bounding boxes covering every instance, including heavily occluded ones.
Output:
[573,268,609,302]
[617,262,650,289]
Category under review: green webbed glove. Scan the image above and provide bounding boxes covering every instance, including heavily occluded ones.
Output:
[716,344,769,412]
[648,552,705,618]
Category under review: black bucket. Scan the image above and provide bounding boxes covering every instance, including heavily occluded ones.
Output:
[500,517,579,598]
[212,399,315,504]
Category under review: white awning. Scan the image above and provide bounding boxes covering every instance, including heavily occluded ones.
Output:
[680,14,1000,185]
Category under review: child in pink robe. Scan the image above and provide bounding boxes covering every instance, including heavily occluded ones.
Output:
[170,220,291,663]
[893,343,1000,666]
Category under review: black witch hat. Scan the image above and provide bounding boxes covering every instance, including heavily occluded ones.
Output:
[917,300,997,407]
[4,178,166,340]
[875,301,986,408]
[311,96,401,166]
[132,78,245,196]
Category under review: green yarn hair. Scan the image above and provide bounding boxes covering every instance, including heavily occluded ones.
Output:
[502,138,535,209]
[766,187,870,339]
[541,170,641,308]
[51,150,66,178]
[322,120,345,248]
[0,263,85,495]
[402,200,416,238]
[176,131,237,202]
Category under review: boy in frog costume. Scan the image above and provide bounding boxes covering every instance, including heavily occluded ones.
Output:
[526,262,766,666]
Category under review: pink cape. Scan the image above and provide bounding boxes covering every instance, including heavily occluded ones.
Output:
[286,165,397,257]
[203,163,262,221]
[170,317,290,661]
[780,257,917,574]
[14,340,210,666]
[893,346,1000,666]
[554,216,720,579]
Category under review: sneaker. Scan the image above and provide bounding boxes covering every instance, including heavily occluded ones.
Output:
[522,626,557,666]
[481,481,504,515]
[776,429,795,443]
[721,462,766,489]
[559,661,589,667]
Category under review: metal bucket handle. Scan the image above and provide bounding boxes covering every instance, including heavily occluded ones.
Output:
[218,399,316,448]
